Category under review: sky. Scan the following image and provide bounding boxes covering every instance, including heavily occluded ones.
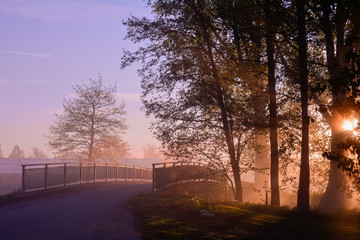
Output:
[0,0,157,158]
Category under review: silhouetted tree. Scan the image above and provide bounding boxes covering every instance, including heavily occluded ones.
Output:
[122,0,258,201]
[295,0,310,212]
[47,75,128,161]
[143,144,164,159]
[311,0,360,213]
[9,145,25,158]
[98,135,131,161]
[28,147,48,158]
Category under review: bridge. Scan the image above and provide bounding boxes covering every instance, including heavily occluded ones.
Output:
[1,160,228,239]
[21,161,152,193]
[20,160,227,194]
[152,161,227,192]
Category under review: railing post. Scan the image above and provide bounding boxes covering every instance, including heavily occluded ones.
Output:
[163,163,166,188]
[133,166,136,181]
[172,163,175,183]
[22,165,26,194]
[80,163,83,184]
[140,167,143,182]
[125,165,127,182]
[94,163,96,183]
[116,164,118,181]
[106,163,108,182]
[152,164,155,192]
[63,163,67,187]
[44,164,48,190]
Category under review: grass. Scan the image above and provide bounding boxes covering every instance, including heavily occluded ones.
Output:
[129,193,360,240]
[0,189,21,205]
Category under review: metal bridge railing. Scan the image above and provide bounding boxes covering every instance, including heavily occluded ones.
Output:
[152,161,226,192]
[22,162,152,193]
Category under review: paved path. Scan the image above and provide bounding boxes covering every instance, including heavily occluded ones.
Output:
[0,182,151,240]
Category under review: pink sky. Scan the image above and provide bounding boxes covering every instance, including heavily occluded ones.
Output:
[0,0,158,157]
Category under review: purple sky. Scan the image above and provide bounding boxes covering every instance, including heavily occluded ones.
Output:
[0,0,157,158]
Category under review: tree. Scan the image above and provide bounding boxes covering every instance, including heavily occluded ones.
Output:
[122,0,258,201]
[98,135,131,161]
[263,0,280,206]
[28,147,48,158]
[9,145,25,158]
[143,144,164,159]
[311,0,360,213]
[215,0,278,205]
[48,75,128,161]
[296,0,310,212]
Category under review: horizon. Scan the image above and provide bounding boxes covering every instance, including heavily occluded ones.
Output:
[0,0,157,158]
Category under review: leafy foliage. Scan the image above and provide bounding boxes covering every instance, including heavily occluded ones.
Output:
[122,0,261,201]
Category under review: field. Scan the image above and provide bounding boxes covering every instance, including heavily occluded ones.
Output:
[129,193,360,240]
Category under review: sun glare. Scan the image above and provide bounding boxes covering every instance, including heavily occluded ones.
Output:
[343,119,358,132]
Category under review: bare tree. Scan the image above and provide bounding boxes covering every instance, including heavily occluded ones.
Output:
[28,147,48,158]
[9,145,25,158]
[47,75,128,161]
[143,144,164,159]
[98,135,131,161]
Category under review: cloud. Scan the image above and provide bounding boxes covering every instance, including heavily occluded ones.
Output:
[0,49,52,58]
[117,93,141,102]
[0,0,145,23]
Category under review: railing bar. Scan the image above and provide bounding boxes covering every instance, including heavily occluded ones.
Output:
[21,161,153,194]
[94,163,96,183]
[44,164,48,190]
[106,163,108,182]
[80,163,83,184]
[22,165,26,194]
[64,163,67,187]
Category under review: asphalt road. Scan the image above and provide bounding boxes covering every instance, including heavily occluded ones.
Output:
[0,182,152,240]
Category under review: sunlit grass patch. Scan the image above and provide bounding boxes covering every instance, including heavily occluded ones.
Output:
[249,214,284,226]
[129,193,360,240]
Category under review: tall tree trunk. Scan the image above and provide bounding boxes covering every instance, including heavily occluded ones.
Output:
[265,0,280,206]
[88,103,96,162]
[317,1,348,213]
[296,0,310,212]
[202,18,243,201]
[318,111,347,212]
[252,26,270,203]
[254,130,269,200]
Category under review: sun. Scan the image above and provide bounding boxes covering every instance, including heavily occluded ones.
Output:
[343,119,358,131]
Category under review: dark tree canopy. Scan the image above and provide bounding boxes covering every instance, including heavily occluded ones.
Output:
[122,0,261,201]
[122,0,360,211]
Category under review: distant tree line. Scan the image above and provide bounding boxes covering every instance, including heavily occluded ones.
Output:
[0,144,47,158]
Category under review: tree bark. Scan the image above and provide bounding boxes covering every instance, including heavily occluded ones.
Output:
[317,1,348,213]
[88,102,96,162]
[318,112,347,213]
[296,0,310,212]
[265,0,280,206]
[201,12,243,201]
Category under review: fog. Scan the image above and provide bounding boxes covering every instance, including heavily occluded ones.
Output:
[0,158,160,195]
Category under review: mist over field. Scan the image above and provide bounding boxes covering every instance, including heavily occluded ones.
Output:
[0,157,160,195]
